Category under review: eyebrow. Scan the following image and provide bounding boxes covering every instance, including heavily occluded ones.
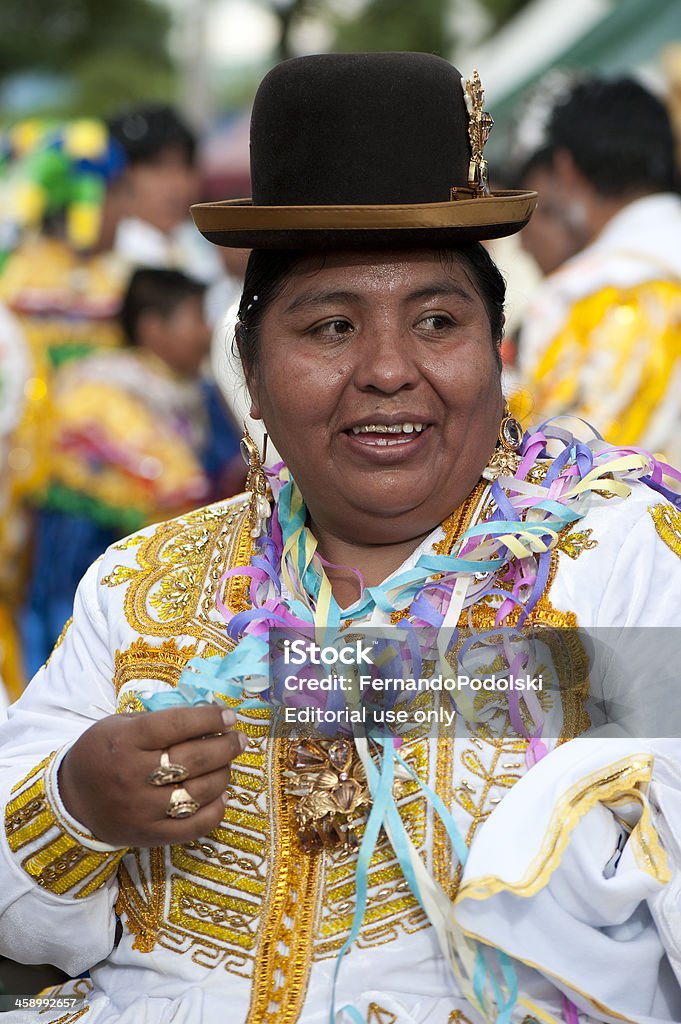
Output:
[283,289,360,315]
[282,282,476,315]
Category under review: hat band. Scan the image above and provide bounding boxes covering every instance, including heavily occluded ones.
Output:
[191,191,537,235]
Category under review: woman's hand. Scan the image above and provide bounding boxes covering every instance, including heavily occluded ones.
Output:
[58,706,247,848]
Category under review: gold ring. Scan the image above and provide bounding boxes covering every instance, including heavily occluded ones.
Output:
[148,751,189,787]
[166,787,200,819]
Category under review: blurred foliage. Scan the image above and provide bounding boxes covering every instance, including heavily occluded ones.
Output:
[257,0,535,61]
[331,0,452,57]
[0,0,176,121]
[477,0,535,27]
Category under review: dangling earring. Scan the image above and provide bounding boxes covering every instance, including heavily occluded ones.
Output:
[240,425,271,538]
[483,405,523,482]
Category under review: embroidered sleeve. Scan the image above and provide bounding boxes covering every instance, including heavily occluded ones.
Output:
[5,749,127,899]
[522,280,681,454]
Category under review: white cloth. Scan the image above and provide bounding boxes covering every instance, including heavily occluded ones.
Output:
[113,217,224,285]
[1,482,681,1022]
[519,193,681,375]
[518,193,681,463]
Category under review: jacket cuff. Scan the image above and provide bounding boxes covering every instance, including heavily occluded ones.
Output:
[5,748,127,898]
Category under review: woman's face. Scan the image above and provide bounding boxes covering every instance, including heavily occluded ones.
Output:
[248,249,503,546]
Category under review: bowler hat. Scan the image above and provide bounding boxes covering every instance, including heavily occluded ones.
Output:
[191,52,536,249]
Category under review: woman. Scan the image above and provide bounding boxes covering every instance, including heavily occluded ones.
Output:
[1,52,681,1024]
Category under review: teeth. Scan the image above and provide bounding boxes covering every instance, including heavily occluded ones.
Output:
[351,422,425,435]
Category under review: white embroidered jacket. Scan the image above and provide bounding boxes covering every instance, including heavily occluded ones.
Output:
[1,482,681,1024]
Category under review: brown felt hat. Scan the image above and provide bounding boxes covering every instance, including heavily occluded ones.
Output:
[191,52,536,249]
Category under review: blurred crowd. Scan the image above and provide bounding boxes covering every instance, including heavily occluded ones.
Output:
[0,104,251,706]
[0,69,680,710]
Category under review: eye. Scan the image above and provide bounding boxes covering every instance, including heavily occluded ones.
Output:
[307,318,354,339]
[416,313,456,333]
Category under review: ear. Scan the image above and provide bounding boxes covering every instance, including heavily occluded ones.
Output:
[137,309,165,349]
[249,390,262,420]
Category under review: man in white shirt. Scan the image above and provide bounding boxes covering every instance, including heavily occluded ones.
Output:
[517,77,681,464]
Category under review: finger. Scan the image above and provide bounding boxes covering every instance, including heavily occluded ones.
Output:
[148,793,231,847]
[150,768,232,824]
[158,730,248,781]
[132,705,237,751]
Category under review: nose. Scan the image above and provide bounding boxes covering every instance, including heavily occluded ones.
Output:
[351,321,420,395]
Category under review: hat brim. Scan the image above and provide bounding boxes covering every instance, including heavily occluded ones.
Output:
[191,190,537,249]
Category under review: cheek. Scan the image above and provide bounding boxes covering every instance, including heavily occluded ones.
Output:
[254,346,346,425]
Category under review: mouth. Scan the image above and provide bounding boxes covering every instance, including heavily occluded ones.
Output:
[342,420,432,453]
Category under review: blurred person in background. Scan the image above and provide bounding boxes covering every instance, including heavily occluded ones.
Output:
[20,267,244,679]
[516,146,584,277]
[108,103,252,456]
[497,145,584,406]
[0,119,130,693]
[107,103,224,287]
[0,303,31,707]
[517,77,681,463]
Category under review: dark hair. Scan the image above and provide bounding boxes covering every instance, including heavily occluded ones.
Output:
[236,244,506,374]
[515,145,556,187]
[120,267,205,346]
[546,77,678,197]
[107,104,196,166]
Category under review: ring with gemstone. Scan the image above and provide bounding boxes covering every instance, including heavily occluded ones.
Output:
[147,750,190,787]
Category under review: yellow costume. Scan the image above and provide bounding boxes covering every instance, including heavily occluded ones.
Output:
[518,194,681,465]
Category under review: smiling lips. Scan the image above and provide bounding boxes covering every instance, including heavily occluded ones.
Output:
[347,422,428,447]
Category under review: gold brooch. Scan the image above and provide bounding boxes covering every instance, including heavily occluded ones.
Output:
[463,69,494,196]
[285,737,406,853]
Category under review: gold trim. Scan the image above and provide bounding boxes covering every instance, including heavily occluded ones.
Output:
[191,191,537,235]
[45,616,73,666]
[245,739,321,1024]
[113,638,199,697]
[456,755,655,903]
[649,503,681,560]
[367,1003,399,1024]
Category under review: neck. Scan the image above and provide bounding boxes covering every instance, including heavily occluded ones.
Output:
[309,522,433,609]
[588,189,653,242]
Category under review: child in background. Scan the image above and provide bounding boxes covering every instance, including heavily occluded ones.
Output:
[21,267,244,678]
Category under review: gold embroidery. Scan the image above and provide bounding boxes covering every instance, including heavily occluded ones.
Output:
[315,738,430,959]
[605,791,670,883]
[116,847,167,953]
[100,499,251,648]
[46,1011,90,1024]
[368,1003,399,1023]
[116,692,146,714]
[557,528,598,560]
[649,503,681,560]
[35,977,93,1014]
[45,617,73,666]
[22,832,124,896]
[10,754,54,795]
[448,1012,475,1024]
[245,738,321,1024]
[7,756,63,852]
[114,707,274,976]
[432,481,487,557]
[113,638,199,697]
[6,754,124,896]
[112,534,146,550]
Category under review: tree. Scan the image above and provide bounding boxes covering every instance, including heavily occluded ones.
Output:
[253,0,536,64]
[0,0,176,120]
[330,0,453,58]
